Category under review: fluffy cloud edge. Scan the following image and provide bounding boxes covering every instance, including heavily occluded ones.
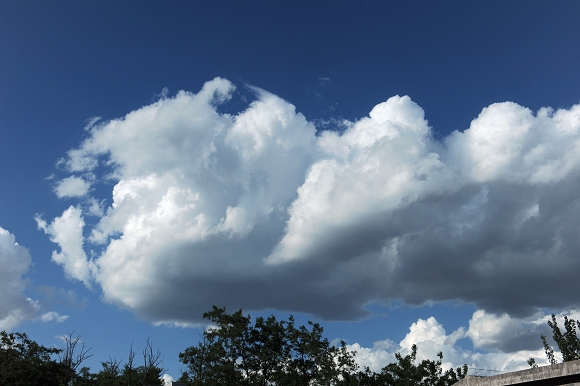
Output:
[0,226,70,330]
[40,78,580,329]
[35,206,93,287]
[347,309,574,375]
[54,176,92,198]
[0,226,38,330]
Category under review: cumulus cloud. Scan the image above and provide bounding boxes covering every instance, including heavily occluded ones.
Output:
[39,311,69,323]
[467,310,549,352]
[0,226,39,330]
[467,309,580,355]
[162,374,175,386]
[36,206,92,287]
[349,313,551,375]
[43,77,580,327]
[54,176,91,198]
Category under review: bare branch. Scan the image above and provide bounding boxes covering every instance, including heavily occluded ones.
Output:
[58,331,93,386]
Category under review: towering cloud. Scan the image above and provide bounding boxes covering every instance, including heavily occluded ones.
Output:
[44,78,580,326]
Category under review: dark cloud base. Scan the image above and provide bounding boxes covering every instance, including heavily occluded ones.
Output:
[41,79,580,326]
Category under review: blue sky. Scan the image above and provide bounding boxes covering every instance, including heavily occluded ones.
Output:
[2,0,580,381]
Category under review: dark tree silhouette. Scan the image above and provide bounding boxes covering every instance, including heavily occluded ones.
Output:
[178,306,467,386]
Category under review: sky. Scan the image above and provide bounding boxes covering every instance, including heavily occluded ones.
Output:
[2,0,580,382]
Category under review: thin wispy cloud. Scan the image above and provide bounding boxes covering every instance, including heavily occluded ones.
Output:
[39,311,69,323]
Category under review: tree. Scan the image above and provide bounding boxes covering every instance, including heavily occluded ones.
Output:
[532,314,580,366]
[351,344,467,386]
[93,357,123,386]
[179,306,467,386]
[398,346,468,386]
[58,331,94,386]
[0,330,66,386]
[74,366,98,385]
[178,306,358,386]
[0,330,165,386]
[138,338,165,386]
[92,341,165,386]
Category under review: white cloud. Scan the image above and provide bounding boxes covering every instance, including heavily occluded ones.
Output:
[43,78,580,327]
[36,206,92,287]
[446,103,580,184]
[466,309,580,355]
[54,176,91,198]
[348,338,399,372]
[39,311,69,323]
[0,226,77,330]
[162,373,175,386]
[0,226,39,330]
[268,95,445,264]
[349,312,555,376]
[85,197,105,217]
[466,310,550,352]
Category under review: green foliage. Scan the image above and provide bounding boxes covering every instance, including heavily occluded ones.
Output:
[178,306,358,386]
[88,340,165,386]
[545,314,580,363]
[59,332,94,386]
[344,345,467,386]
[530,313,580,367]
[0,330,66,386]
[93,358,123,386]
[73,366,99,385]
[91,363,164,386]
[1,308,470,386]
[541,334,557,365]
[379,345,467,386]
[0,330,164,386]
[178,306,468,386]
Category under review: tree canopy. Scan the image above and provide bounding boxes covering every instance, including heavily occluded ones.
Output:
[178,306,357,385]
[178,306,467,386]
[529,313,580,367]
[1,306,469,385]
[0,331,66,386]
[354,344,468,386]
[0,330,164,386]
